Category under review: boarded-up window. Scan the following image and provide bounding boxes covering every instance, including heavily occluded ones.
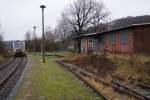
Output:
[109,33,116,45]
[93,39,98,50]
[120,31,129,44]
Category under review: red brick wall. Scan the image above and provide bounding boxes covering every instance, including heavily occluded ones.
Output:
[133,26,150,54]
[104,30,133,53]
[119,32,133,53]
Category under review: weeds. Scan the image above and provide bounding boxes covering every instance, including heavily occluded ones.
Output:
[63,54,116,74]
[63,53,150,84]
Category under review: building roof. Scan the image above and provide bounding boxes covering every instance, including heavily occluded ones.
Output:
[73,23,150,39]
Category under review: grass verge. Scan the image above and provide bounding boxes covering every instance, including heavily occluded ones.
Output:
[15,53,101,100]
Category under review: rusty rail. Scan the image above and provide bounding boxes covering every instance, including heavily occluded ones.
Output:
[56,60,108,100]
[57,61,150,100]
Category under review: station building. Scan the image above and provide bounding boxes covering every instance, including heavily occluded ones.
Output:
[73,23,150,54]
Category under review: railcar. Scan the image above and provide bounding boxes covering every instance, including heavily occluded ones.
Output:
[13,41,25,57]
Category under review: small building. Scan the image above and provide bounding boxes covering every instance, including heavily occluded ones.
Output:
[4,41,14,51]
[73,23,150,54]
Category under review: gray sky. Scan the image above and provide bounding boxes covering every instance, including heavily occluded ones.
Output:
[0,0,150,41]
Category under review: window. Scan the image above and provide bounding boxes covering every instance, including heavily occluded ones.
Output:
[88,39,92,49]
[92,39,100,51]
[120,31,129,44]
[109,33,116,45]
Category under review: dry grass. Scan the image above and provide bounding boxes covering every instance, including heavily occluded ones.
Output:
[110,54,150,84]
[63,53,150,84]
[89,78,131,100]
[61,53,150,99]
[0,55,6,64]
[63,54,116,74]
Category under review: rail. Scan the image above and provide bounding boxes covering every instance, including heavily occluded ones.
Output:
[0,56,28,99]
[57,61,150,100]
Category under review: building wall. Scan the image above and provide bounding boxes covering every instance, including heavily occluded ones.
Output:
[117,30,133,53]
[79,30,134,53]
[80,37,100,53]
[77,25,150,54]
[92,38,100,52]
[81,38,87,53]
[133,26,150,54]
[98,30,133,53]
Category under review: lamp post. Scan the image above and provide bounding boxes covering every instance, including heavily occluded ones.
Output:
[40,5,46,63]
[33,26,36,52]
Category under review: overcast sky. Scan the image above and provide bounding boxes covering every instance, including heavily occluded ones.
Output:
[0,0,150,41]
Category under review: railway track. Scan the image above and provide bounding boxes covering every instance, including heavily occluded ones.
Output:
[0,56,28,99]
[56,61,109,100]
[0,58,16,70]
[111,74,150,100]
[57,61,150,100]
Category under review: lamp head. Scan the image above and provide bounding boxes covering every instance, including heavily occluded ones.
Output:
[33,26,36,29]
[40,5,46,8]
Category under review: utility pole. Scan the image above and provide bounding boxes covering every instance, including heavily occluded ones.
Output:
[33,26,36,52]
[40,5,46,63]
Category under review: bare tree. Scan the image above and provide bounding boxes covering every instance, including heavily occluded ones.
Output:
[63,0,95,36]
[25,31,33,51]
[63,0,110,36]
[45,27,59,51]
[0,35,6,56]
[25,31,32,41]
[91,0,110,32]
[0,24,4,39]
[0,24,7,57]
[55,18,72,49]
[45,27,56,42]
[61,0,110,53]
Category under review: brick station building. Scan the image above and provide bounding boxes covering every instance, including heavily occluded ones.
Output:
[73,23,150,54]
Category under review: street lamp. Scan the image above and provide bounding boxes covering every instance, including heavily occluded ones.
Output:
[33,26,36,52]
[40,5,46,63]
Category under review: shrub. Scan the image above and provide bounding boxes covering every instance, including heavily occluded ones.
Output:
[63,54,116,74]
